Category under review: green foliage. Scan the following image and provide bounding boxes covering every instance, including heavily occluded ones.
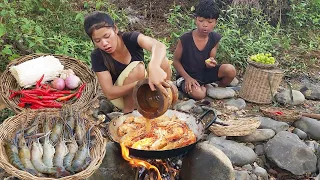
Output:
[0,108,15,123]
[287,0,320,29]
[216,7,281,68]
[0,0,129,71]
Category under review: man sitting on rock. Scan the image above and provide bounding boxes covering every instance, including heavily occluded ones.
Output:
[173,0,236,100]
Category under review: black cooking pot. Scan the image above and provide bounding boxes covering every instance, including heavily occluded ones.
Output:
[102,109,217,159]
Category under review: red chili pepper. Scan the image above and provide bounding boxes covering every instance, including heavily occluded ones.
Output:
[75,83,86,99]
[37,95,63,100]
[21,89,51,96]
[20,98,46,106]
[18,102,27,108]
[51,90,73,94]
[273,111,284,115]
[56,93,77,101]
[36,74,45,89]
[9,91,19,99]
[30,104,45,109]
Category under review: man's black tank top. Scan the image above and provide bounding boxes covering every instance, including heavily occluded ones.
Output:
[179,30,221,81]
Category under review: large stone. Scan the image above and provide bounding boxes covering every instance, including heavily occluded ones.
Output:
[88,142,135,180]
[206,85,236,99]
[180,142,235,180]
[258,117,289,133]
[225,98,246,110]
[300,83,320,100]
[264,131,317,175]
[275,89,305,105]
[173,99,196,112]
[294,116,320,140]
[253,166,268,180]
[235,170,250,180]
[235,129,275,142]
[292,128,308,140]
[207,137,257,166]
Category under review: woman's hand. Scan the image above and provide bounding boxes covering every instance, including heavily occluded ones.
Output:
[205,57,217,68]
[148,65,170,96]
[184,77,200,94]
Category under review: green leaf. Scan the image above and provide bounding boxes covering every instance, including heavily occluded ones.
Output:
[1,46,12,55]
[0,24,6,37]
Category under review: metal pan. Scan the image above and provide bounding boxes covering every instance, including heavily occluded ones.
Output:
[104,109,217,159]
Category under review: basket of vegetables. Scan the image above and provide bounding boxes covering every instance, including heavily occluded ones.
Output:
[0,53,99,113]
[260,106,301,122]
[0,108,108,180]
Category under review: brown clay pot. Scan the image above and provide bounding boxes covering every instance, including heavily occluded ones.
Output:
[133,78,179,119]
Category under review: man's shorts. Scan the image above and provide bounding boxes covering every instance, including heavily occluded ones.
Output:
[176,65,222,93]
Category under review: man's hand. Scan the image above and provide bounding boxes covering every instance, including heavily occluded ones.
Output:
[148,65,170,96]
[205,57,217,68]
[184,77,200,94]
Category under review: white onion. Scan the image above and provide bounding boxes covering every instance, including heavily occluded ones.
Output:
[65,74,81,89]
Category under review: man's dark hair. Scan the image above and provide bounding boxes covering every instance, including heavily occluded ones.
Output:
[195,0,220,19]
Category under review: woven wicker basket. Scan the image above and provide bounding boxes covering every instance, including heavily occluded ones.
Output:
[0,53,98,113]
[0,109,108,180]
[209,117,261,136]
[239,64,284,104]
[260,107,301,122]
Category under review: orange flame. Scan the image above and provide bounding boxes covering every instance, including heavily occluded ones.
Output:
[120,142,161,180]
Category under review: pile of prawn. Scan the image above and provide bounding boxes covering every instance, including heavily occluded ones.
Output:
[4,106,96,178]
[118,115,197,150]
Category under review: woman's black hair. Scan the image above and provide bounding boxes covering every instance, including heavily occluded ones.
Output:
[84,11,118,77]
[195,0,220,19]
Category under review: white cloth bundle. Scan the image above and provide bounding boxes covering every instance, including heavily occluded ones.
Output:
[9,55,64,88]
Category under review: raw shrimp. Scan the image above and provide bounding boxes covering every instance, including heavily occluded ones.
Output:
[18,135,42,176]
[63,138,78,173]
[50,117,63,144]
[31,139,57,174]
[53,137,70,177]
[75,115,86,145]
[42,132,55,168]
[66,106,75,132]
[5,140,26,171]
[24,115,40,136]
[71,126,93,173]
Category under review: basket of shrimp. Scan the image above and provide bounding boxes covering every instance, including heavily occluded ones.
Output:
[0,53,99,113]
[0,107,108,180]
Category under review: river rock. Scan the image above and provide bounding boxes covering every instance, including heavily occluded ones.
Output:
[235,129,275,142]
[242,164,253,171]
[206,85,236,99]
[294,116,320,140]
[264,131,317,175]
[258,117,289,133]
[229,77,239,87]
[235,170,250,180]
[253,166,268,180]
[88,142,135,180]
[180,142,235,180]
[254,144,265,156]
[292,128,308,140]
[300,83,320,100]
[275,89,305,105]
[173,99,196,112]
[207,137,257,166]
[225,98,246,110]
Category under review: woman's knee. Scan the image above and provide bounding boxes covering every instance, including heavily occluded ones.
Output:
[126,63,146,82]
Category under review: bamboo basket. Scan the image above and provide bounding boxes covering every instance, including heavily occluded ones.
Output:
[239,64,284,104]
[0,53,98,113]
[0,109,108,180]
[209,117,261,136]
[260,107,301,122]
